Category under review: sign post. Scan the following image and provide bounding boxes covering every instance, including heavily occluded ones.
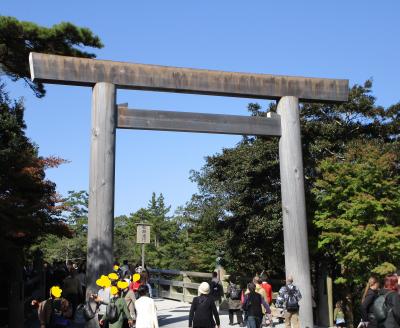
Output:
[136,223,151,268]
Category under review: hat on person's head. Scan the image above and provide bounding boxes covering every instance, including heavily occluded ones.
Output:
[108,272,119,281]
[110,286,119,295]
[96,275,111,288]
[50,286,62,298]
[117,280,129,290]
[198,282,210,295]
[102,276,112,288]
[133,273,141,282]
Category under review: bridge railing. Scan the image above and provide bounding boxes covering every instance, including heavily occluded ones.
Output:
[148,268,213,303]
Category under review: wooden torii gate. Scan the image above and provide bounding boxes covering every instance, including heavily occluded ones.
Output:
[30,52,348,327]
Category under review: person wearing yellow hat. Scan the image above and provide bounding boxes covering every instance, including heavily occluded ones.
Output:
[32,286,73,328]
[51,286,63,298]
[90,275,112,325]
[99,283,133,328]
[108,272,119,281]
[129,273,141,297]
[119,280,136,325]
[113,261,122,278]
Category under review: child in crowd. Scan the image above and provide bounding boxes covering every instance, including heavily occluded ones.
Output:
[334,301,346,328]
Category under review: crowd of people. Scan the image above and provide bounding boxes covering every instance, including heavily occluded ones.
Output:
[29,261,400,328]
[357,274,400,328]
[190,272,400,328]
[31,260,156,328]
[329,273,400,328]
[30,260,295,328]
[189,273,301,328]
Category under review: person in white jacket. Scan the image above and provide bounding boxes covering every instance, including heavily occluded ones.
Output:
[134,285,159,328]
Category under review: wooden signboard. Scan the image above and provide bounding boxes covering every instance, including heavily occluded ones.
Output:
[137,224,151,244]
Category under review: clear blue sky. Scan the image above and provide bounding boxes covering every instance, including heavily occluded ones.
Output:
[3,1,400,216]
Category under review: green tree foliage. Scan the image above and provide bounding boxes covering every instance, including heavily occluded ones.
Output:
[188,110,283,276]
[188,81,399,280]
[114,214,137,264]
[114,193,187,270]
[174,200,222,272]
[35,191,89,263]
[0,16,103,97]
[313,141,400,286]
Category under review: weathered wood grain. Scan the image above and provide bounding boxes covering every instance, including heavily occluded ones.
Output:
[278,96,313,328]
[29,52,349,102]
[117,106,281,136]
[86,83,116,307]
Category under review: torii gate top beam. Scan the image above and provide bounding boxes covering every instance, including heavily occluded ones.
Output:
[29,53,348,103]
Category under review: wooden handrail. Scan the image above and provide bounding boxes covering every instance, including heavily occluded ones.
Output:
[149,268,214,303]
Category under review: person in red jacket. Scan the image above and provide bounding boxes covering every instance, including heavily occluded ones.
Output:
[129,273,141,294]
[261,275,273,304]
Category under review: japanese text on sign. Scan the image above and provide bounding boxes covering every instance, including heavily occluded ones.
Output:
[137,225,150,244]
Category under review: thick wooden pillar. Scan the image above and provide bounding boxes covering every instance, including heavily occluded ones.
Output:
[86,82,116,296]
[8,247,24,328]
[278,96,313,328]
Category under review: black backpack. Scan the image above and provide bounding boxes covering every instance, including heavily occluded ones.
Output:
[49,299,70,328]
[106,299,119,323]
[211,281,221,297]
[372,291,394,323]
[229,285,241,300]
[286,287,299,312]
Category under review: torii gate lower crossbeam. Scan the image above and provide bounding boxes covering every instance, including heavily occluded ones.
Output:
[29,52,349,328]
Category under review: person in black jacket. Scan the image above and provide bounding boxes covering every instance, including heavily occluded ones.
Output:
[243,282,270,328]
[189,282,220,328]
[379,275,400,328]
[360,276,380,328]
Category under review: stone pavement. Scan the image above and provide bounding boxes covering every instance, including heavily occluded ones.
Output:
[156,298,285,328]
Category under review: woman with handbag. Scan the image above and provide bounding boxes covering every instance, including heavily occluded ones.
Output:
[91,275,112,326]
[100,285,134,328]
[120,280,136,328]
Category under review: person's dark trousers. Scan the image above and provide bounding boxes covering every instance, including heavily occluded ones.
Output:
[64,293,78,317]
[229,309,244,324]
[247,316,262,328]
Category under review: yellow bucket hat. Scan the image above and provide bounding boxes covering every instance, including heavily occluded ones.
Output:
[117,280,129,290]
[110,286,119,295]
[96,275,112,288]
[108,272,119,281]
[102,276,111,288]
[132,273,141,282]
[50,286,62,298]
